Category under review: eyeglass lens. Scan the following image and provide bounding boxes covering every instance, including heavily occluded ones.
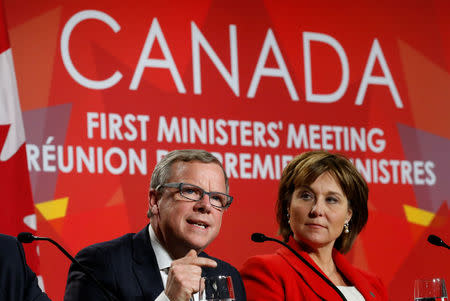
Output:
[179,184,229,208]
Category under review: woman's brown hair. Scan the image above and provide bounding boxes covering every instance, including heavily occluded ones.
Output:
[276,151,368,253]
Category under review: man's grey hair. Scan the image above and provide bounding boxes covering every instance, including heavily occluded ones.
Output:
[147,149,228,217]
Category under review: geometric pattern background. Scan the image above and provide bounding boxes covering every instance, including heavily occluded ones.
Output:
[4,1,450,300]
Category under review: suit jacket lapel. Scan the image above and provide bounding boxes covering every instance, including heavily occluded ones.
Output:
[132,226,165,300]
[277,240,342,300]
[333,250,377,300]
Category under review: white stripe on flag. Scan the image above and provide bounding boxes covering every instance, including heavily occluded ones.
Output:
[0,48,26,161]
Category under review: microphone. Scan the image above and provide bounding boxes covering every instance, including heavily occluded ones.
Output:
[18,232,120,301]
[17,232,35,243]
[427,234,449,249]
[250,233,266,243]
[251,233,347,301]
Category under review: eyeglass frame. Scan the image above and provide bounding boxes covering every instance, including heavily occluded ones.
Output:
[155,182,233,210]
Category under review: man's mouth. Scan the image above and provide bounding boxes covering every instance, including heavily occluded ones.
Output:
[187,220,209,229]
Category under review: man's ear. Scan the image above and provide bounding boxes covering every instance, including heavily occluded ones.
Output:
[149,189,159,216]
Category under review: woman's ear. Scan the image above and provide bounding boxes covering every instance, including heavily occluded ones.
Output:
[346,207,353,223]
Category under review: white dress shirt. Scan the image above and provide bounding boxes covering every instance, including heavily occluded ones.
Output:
[149,225,199,301]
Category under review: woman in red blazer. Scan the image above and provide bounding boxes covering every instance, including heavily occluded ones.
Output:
[241,151,388,300]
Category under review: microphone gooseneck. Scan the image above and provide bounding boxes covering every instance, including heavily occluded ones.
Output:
[427,234,450,249]
[251,232,347,301]
[19,232,80,264]
[18,232,120,301]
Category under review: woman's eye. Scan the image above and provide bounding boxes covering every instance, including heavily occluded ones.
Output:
[326,197,338,203]
[300,192,313,200]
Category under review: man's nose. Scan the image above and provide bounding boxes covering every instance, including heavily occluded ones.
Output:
[194,193,212,212]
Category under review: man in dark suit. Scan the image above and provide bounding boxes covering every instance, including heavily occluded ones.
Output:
[64,149,246,301]
[0,234,51,301]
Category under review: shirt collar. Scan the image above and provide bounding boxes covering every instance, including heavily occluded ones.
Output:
[148,224,173,271]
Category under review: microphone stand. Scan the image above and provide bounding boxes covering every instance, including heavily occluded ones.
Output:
[18,233,120,301]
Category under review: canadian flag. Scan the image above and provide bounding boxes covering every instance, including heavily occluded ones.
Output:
[0,1,39,271]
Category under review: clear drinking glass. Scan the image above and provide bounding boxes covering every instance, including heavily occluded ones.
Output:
[414,278,448,301]
[199,275,235,301]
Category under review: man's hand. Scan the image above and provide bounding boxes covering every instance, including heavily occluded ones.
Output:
[165,249,217,301]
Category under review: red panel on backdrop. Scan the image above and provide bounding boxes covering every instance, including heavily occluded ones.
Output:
[3,0,449,300]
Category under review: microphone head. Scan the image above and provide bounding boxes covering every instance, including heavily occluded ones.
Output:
[251,233,267,243]
[427,234,443,247]
[17,232,35,243]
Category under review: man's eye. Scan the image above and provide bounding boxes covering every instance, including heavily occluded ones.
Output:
[210,194,225,202]
[211,194,220,201]
[182,187,201,195]
[210,194,227,207]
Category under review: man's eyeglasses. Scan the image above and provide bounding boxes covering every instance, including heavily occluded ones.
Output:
[156,182,233,210]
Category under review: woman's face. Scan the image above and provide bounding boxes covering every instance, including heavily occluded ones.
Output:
[288,172,352,251]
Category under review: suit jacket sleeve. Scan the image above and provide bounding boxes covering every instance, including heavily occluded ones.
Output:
[224,262,246,301]
[201,253,246,301]
[231,267,246,301]
[0,234,51,301]
[64,244,116,301]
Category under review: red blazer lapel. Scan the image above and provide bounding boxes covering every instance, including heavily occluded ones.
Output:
[277,240,343,300]
[333,250,377,300]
